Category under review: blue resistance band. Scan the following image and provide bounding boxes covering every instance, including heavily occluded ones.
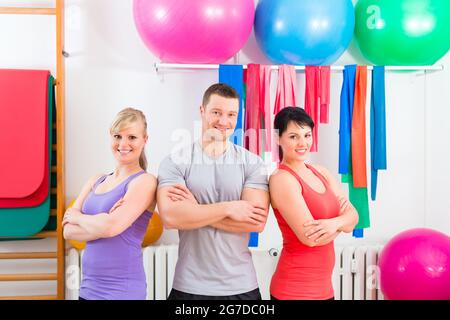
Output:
[370,66,387,201]
[339,65,356,175]
[219,64,244,146]
[219,65,258,247]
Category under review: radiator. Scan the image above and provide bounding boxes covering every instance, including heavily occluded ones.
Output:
[333,245,384,300]
[65,244,384,300]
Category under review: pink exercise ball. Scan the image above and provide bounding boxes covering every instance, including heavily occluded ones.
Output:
[379,228,450,300]
[133,0,255,63]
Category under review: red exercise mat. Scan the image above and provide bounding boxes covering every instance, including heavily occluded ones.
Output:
[0,69,49,199]
[0,98,49,207]
[0,72,51,207]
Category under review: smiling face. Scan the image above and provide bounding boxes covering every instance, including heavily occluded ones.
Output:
[200,93,239,142]
[110,120,147,166]
[278,121,313,163]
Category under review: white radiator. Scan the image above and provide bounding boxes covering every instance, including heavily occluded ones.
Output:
[143,244,178,300]
[65,244,384,300]
[333,245,384,300]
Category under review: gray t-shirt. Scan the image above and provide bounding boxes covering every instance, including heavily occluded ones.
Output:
[157,141,269,295]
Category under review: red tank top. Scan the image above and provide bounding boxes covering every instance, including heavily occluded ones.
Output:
[270,163,340,300]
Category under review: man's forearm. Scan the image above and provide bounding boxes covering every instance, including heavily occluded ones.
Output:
[211,218,265,233]
[160,200,230,230]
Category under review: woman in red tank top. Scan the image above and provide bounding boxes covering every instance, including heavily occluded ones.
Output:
[270,107,359,300]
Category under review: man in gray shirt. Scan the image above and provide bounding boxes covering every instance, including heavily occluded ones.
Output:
[157,83,270,300]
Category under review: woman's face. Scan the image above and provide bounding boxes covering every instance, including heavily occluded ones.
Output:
[278,121,313,162]
[110,121,147,166]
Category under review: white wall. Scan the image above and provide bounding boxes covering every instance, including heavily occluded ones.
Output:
[1,0,449,297]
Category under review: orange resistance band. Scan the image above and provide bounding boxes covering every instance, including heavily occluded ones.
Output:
[351,66,368,188]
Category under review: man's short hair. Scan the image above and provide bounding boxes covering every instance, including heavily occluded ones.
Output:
[202,83,240,107]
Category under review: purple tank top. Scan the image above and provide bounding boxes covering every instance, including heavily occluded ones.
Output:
[79,171,152,300]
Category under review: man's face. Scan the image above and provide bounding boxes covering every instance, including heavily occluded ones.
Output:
[200,94,239,142]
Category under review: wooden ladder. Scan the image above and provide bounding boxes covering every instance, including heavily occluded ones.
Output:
[0,1,66,300]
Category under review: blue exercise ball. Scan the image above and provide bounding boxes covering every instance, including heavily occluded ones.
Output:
[254,0,355,65]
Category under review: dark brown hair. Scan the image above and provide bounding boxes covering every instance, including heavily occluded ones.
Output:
[202,83,240,107]
[274,107,315,161]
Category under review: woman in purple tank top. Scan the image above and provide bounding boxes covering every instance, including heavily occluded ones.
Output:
[62,108,157,300]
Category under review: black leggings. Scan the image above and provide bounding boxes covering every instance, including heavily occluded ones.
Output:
[168,288,262,300]
[270,295,335,300]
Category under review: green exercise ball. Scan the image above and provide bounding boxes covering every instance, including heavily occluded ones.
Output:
[354,0,450,65]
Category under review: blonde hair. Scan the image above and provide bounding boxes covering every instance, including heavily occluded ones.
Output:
[110,107,148,170]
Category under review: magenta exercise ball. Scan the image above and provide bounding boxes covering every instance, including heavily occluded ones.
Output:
[379,228,450,300]
[133,0,255,63]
